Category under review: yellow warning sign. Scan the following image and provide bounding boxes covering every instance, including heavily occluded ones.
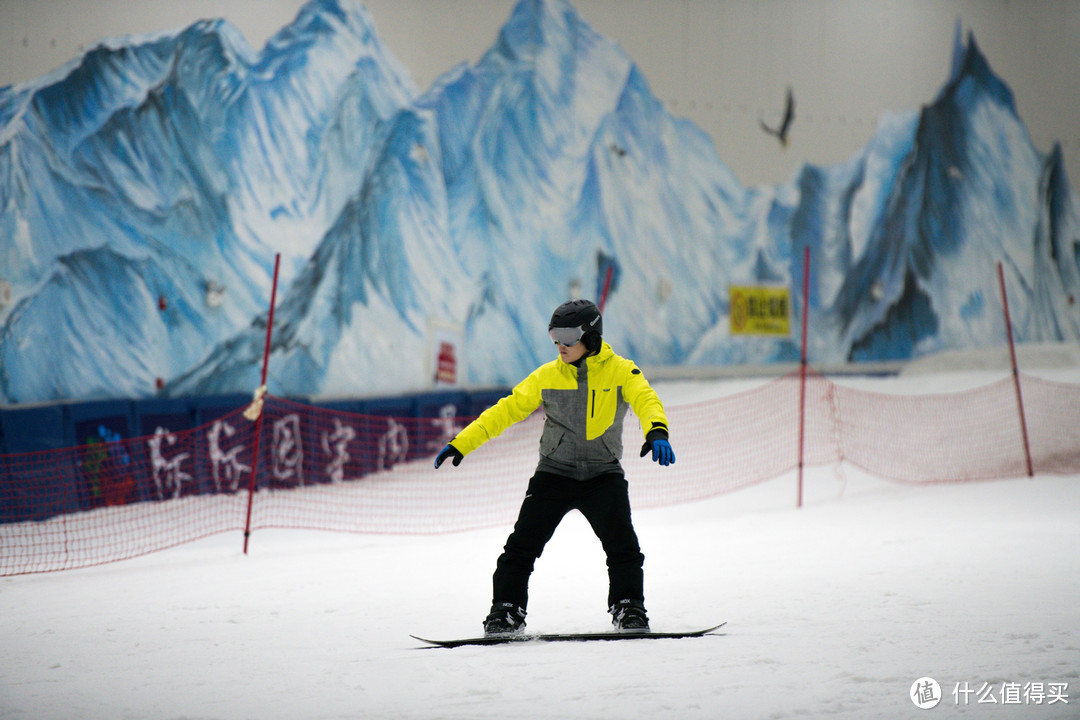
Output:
[730,286,791,336]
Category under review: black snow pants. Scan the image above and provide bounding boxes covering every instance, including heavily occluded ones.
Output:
[491,470,645,611]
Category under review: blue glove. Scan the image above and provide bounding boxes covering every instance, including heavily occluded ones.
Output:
[650,438,675,466]
[640,436,675,466]
[434,444,464,468]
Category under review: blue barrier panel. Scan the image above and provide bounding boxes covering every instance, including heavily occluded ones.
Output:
[1,403,73,452]
[133,398,198,502]
[193,394,252,426]
[416,390,470,460]
[467,388,509,416]
[135,398,197,437]
[67,400,138,510]
[0,404,79,522]
[313,399,366,415]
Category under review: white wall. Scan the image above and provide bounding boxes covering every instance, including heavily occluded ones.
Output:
[1,0,1077,186]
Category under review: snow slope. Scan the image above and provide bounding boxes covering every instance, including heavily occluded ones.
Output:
[2,369,1078,719]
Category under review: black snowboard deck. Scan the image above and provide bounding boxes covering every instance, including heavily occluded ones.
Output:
[412,622,726,648]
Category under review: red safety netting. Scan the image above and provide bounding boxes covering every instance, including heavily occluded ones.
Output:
[2,371,1078,575]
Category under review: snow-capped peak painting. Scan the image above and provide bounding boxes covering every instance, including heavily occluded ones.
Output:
[1,0,1077,404]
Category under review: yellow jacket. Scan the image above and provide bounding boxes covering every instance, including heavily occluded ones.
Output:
[452,342,668,480]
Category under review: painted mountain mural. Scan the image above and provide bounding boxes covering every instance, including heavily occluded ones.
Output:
[0,0,1077,404]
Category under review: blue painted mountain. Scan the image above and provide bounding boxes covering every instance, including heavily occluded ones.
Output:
[822,30,1080,362]
[2,0,1078,403]
[169,0,762,397]
[0,0,414,402]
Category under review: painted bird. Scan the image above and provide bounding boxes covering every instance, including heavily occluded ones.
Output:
[760,87,795,147]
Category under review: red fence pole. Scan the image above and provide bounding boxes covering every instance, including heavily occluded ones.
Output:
[598,265,615,312]
[243,253,282,554]
[797,246,811,508]
[997,262,1034,477]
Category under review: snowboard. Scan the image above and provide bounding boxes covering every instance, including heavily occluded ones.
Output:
[412,622,725,648]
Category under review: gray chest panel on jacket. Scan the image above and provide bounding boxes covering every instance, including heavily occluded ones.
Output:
[537,362,628,480]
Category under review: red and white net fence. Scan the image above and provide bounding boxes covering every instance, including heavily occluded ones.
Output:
[2,370,1078,575]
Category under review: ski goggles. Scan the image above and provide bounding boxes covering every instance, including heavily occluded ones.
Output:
[549,325,586,347]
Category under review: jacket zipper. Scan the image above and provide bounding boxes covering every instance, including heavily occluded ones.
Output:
[590,389,595,418]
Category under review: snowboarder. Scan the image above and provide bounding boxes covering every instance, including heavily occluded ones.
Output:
[434,299,675,636]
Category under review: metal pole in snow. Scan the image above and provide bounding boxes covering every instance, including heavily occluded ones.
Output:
[997,262,1034,477]
[243,253,282,554]
[797,246,811,508]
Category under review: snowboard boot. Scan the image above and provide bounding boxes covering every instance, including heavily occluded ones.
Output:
[610,599,650,632]
[483,602,527,637]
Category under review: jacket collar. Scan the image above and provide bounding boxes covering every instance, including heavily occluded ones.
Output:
[586,341,614,366]
[558,341,613,375]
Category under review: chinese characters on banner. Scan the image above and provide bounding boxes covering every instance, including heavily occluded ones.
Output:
[140,400,468,499]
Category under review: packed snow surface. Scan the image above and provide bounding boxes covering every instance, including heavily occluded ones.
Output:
[2,369,1078,719]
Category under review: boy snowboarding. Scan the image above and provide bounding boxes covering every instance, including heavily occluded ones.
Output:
[435,299,675,636]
